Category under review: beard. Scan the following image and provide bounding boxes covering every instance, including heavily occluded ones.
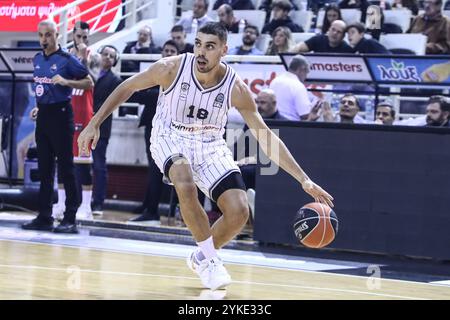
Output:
[426,116,446,126]
[242,36,255,46]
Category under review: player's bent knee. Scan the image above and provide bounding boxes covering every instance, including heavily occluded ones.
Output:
[173,181,198,198]
[223,201,249,226]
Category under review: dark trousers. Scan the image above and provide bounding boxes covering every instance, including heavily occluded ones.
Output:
[35,103,78,223]
[74,163,92,205]
[143,125,163,217]
[92,137,109,208]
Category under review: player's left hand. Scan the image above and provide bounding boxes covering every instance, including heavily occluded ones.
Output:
[52,74,69,86]
[301,179,334,208]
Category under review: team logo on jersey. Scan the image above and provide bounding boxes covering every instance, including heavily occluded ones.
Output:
[180,82,190,101]
[213,93,224,108]
[35,84,44,97]
[50,64,57,72]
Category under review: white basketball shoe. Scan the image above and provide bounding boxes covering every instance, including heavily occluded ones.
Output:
[187,250,232,290]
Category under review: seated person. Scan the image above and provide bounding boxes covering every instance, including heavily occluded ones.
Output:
[374,100,396,125]
[424,95,450,127]
[291,20,354,53]
[170,25,194,54]
[306,94,367,124]
[265,26,294,55]
[407,0,450,54]
[234,89,288,217]
[213,0,255,10]
[228,25,264,55]
[262,0,304,35]
[346,22,390,53]
[217,4,246,33]
[121,25,160,73]
[320,4,342,34]
[259,0,299,23]
[175,0,214,33]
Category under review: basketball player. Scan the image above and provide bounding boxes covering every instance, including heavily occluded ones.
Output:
[78,22,333,290]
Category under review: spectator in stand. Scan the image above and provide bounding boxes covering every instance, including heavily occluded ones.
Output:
[365,5,403,41]
[228,25,264,55]
[310,0,340,13]
[407,0,450,54]
[346,22,390,53]
[339,0,371,22]
[121,25,160,73]
[175,0,214,33]
[217,4,246,33]
[261,0,304,35]
[259,0,299,23]
[213,0,255,10]
[321,4,342,34]
[306,94,366,124]
[424,95,450,127]
[171,25,194,54]
[269,54,312,120]
[374,100,396,125]
[392,0,419,16]
[265,26,294,55]
[292,20,354,53]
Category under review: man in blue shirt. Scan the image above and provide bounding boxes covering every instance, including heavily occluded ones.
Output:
[228,25,264,56]
[22,20,94,233]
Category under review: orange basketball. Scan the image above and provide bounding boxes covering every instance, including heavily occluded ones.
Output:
[293,202,339,248]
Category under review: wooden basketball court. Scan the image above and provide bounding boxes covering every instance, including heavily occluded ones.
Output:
[1,239,449,300]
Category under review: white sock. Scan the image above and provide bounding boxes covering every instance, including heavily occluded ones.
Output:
[81,189,92,209]
[56,188,65,207]
[196,236,217,261]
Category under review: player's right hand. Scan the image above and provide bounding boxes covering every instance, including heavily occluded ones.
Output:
[77,122,99,157]
[30,107,38,121]
[301,179,334,208]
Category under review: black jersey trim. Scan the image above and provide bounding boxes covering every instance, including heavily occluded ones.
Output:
[163,54,188,96]
[191,58,230,94]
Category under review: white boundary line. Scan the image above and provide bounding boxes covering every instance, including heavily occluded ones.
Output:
[0,263,430,300]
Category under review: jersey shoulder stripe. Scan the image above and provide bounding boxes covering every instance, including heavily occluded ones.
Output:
[163,54,188,95]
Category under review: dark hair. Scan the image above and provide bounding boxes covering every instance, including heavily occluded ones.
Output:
[272,0,293,12]
[162,39,179,54]
[171,25,185,33]
[322,4,342,34]
[341,93,360,109]
[376,102,396,118]
[428,95,450,112]
[220,3,233,15]
[198,22,228,43]
[346,22,365,34]
[73,21,90,32]
[244,24,260,37]
[198,0,210,10]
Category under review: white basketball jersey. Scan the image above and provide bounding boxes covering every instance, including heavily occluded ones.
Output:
[151,53,236,141]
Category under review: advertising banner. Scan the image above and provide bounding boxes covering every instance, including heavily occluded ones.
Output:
[0,49,39,72]
[280,54,372,82]
[0,0,122,32]
[367,57,450,84]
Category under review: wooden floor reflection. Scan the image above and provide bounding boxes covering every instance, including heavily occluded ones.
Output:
[0,240,449,300]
